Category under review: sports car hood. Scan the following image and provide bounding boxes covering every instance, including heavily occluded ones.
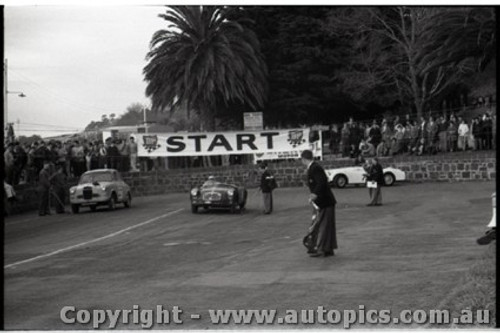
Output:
[327,166,363,173]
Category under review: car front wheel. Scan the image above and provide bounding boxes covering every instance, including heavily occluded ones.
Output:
[334,175,348,188]
[191,204,198,214]
[384,173,395,186]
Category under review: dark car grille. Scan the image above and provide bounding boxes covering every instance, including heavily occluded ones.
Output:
[83,187,93,200]
[202,192,222,201]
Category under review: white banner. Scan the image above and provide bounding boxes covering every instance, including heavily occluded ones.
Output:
[136,129,313,157]
[254,131,322,163]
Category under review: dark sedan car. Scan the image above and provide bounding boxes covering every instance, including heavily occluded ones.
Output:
[190,178,247,214]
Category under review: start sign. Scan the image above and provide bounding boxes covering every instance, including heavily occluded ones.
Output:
[136,129,312,157]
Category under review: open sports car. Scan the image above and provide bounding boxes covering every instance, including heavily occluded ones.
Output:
[190,178,247,214]
[69,169,132,213]
[325,166,406,188]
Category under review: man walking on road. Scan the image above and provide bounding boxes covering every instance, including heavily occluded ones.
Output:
[259,162,276,214]
[301,150,338,257]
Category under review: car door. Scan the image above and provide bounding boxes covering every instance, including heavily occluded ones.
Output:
[349,167,366,184]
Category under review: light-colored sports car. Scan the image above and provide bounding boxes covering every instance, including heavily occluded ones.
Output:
[325,166,406,188]
[69,169,132,213]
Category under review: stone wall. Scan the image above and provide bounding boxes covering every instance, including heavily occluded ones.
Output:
[5,151,495,215]
[123,151,496,197]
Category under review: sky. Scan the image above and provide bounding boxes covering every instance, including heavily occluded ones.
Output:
[5,1,497,138]
[5,5,167,138]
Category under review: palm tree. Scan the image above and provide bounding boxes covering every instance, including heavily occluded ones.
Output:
[143,6,268,130]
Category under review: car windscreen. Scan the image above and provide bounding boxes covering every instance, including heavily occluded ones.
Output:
[79,172,114,184]
[202,181,220,187]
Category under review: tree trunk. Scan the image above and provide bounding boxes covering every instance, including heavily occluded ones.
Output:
[199,108,216,168]
[414,99,425,121]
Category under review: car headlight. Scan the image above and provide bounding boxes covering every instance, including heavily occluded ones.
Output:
[70,188,76,194]
[191,188,199,197]
[101,186,107,191]
[227,189,235,197]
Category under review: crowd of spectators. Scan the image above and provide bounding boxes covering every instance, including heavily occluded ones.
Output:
[4,136,138,186]
[3,107,497,187]
[327,111,496,160]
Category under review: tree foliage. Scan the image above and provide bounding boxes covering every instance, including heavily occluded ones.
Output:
[143,6,268,130]
[242,6,356,126]
[324,6,496,119]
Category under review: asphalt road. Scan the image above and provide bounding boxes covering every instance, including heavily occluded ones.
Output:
[4,181,495,329]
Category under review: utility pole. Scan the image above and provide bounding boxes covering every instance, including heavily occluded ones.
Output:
[143,105,147,133]
[4,58,8,128]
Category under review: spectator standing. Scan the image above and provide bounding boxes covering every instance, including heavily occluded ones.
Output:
[129,137,139,172]
[467,119,476,151]
[57,142,68,174]
[12,143,27,185]
[85,142,94,171]
[340,123,350,157]
[482,114,492,150]
[447,121,458,152]
[458,119,469,151]
[471,118,482,150]
[381,120,393,153]
[349,122,361,152]
[437,116,448,153]
[409,121,419,153]
[403,124,412,153]
[391,124,404,155]
[34,141,49,176]
[368,120,382,148]
[71,140,86,177]
[119,139,130,172]
[89,144,100,170]
[4,143,15,184]
[426,117,438,154]
[98,141,107,169]
[38,160,52,216]
[106,139,120,169]
[64,141,74,176]
[50,164,67,214]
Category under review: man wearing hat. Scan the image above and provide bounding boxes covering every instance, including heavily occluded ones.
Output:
[301,150,338,257]
[259,162,277,214]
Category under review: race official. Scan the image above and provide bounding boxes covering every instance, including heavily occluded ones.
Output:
[259,162,276,214]
[301,150,338,257]
[365,157,384,206]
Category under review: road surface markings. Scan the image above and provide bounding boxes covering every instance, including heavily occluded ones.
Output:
[4,209,184,269]
[163,241,212,246]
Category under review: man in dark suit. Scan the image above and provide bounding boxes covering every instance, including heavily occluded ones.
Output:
[259,162,276,214]
[301,150,338,257]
